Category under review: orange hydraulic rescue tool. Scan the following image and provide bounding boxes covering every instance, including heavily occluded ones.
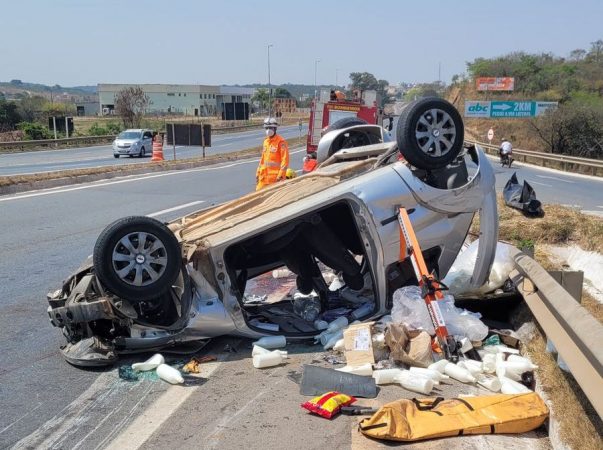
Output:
[397,207,461,362]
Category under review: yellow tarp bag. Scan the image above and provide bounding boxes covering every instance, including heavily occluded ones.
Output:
[359,393,548,442]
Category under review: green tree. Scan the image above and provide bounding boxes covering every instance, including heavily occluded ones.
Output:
[17,122,52,140]
[349,72,390,106]
[0,100,22,131]
[252,88,269,111]
[115,86,149,128]
[274,87,292,98]
[43,102,76,116]
[17,95,46,122]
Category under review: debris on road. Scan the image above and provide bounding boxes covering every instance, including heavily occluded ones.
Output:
[182,355,218,373]
[131,353,165,372]
[301,391,357,419]
[503,172,545,217]
[300,365,378,398]
[156,363,184,384]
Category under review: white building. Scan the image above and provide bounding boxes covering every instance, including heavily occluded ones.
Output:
[98,84,255,117]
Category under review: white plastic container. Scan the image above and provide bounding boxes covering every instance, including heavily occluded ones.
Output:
[132,353,164,372]
[481,353,497,374]
[373,368,405,385]
[332,338,345,352]
[323,330,344,350]
[444,363,476,383]
[397,370,434,395]
[252,335,286,349]
[503,358,538,371]
[253,352,286,368]
[500,376,531,394]
[313,320,328,331]
[459,337,474,354]
[156,364,184,384]
[328,278,344,291]
[336,363,373,377]
[507,354,536,366]
[252,345,288,358]
[476,374,502,392]
[351,303,374,320]
[458,359,483,376]
[428,359,449,373]
[272,268,292,278]
[483,344,520,355]
[409,367,449,383]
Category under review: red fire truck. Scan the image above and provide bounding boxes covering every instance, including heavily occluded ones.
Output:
[303,89,379,172]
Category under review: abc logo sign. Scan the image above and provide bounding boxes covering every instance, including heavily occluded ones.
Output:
[464,101,490,117]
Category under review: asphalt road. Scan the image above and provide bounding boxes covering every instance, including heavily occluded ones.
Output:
[0,125,306,176]
[0,145,598,448]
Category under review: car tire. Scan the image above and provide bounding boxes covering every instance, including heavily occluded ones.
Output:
[325,116,368,133]
[114,154,120,158]
[139,147,145,158]
[396,97,464,169]
[93,216,182,302]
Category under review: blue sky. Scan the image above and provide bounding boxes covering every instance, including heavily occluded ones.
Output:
[1,0,602,87]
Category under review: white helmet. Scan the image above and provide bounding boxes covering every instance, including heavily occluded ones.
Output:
[263,117,278,129]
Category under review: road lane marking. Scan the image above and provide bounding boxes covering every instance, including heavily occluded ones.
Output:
[529,180,553,187]
[104,358,225,450]
[536,174,575,183]
[147,201,205,217]
[0,148,305,204]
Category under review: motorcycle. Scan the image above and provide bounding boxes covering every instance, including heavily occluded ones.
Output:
[500,150,514,168]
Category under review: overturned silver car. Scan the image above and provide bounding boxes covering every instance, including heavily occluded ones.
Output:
[47,98,498,367]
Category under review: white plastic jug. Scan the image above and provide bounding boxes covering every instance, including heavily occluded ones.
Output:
[252,345,287,358]
[332,338,345,352]
[372,369,405,385]
[409,367,449,383]
[444,363,476,383]
[500,376,531,394]
[253,352,286,369]
[481,353,497,374]
[476,374,501,392]
[252,335,286,349]
[397,370,434,395]
[132,353,165,372]
[336,363,373,377]
[156,364,184,384]
[323,330,344,350]
[428,359,449,373]
[507,354,536,366]
[272,268,292,278]
[458,359,483,376]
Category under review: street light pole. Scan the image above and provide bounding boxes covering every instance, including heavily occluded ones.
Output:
[336,68,339,88]
[267,44,273,118]
[314,59,321,99]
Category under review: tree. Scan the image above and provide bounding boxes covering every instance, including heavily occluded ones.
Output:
[252,88,269,111]
[114,86,149,128]
[569,48,587,61]
[0,100,22,131]
[274,87,292,98]
[17,95,46,122]
[349,72,390,106]
[43,102,76,117]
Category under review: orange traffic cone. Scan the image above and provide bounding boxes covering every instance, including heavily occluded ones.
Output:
[151,134,164,162]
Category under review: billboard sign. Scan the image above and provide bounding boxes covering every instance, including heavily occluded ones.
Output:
[464,100,558,118]
[476,77,515,91]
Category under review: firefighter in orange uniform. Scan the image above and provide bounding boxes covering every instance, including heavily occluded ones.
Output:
[256,117,290,190]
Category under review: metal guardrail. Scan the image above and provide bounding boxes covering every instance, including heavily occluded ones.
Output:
[475,140,603,176]
[509,250,603,419]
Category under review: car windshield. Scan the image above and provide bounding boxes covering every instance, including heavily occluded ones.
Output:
[117,131,141,139]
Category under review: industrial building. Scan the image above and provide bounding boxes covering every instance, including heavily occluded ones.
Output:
[98,84,255,118]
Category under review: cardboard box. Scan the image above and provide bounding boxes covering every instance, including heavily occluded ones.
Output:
[343,322,375,366]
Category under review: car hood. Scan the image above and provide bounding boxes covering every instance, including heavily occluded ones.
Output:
[114,138,140,145]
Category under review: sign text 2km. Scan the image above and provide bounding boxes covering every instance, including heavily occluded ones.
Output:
[464,101,558,118]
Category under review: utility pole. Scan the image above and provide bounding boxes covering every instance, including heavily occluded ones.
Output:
[314,59,321,99]
[267,44,273,118]
[335,68,339,88]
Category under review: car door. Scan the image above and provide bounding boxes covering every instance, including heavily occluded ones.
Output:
[143,131,153,153]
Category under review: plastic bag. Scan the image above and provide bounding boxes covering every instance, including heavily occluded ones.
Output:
[391,286,488,341]
[301,391,356,419]
[443,240,515,296]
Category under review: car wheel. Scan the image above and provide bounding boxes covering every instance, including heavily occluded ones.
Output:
[93,216,182,302]
[139,147,145,158]
[396,97,464,169]
[114,154,120,158]
[325,116,367,133]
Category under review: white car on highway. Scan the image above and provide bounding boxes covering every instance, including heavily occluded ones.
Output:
[112,129,154,158]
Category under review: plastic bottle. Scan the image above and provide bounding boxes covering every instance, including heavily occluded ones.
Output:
[397,370,434,395]
[328,278,344,292]
[272,268,292,278]
[481,353,497,373]
[373,369,405,385]
[428,359,449,373]
[444,363,476,383]
[252,345,288,358]
[500,376,531,394]
[409,367,450,383]
[337,363,373,377]
[156,364,184,384]
[323,330,344,350]
[293,296,321,322]
[483,344,520,355]
[132,353,165,372]
[253,351,286,368]
[332,338,345,352]
[326,316,348,333]
[252,335,286,349]
[476,374,501,392]
[351,303,374,320]
[458,359,483,376]
[507,354,536,366]
[313,320,328,331]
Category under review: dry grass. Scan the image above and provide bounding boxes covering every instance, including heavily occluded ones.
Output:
[513,306,603,450]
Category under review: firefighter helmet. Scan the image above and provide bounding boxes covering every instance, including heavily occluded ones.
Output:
[263,117,278,129]
[285,168,297,179]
